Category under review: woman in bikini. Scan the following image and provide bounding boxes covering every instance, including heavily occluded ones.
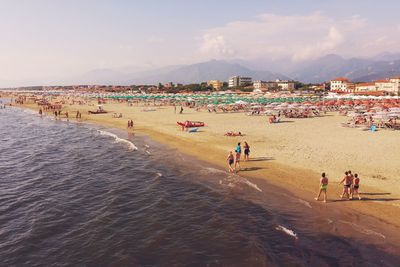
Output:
[227,151,235,173]
[315,172,328,203]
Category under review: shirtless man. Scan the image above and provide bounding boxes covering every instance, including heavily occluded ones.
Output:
[315,172,328,203]
[339,171,352,200]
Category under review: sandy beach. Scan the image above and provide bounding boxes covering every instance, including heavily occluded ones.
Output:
[14,98,400,229]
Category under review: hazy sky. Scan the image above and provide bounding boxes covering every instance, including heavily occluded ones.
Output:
[1,0,400,86]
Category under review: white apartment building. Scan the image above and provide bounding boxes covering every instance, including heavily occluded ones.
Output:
[355,82,376,92]
[254,79,294,91]
[330,77,353,92]
[375,79,395,92]
[228,76,252,88]
[389,77,400,95]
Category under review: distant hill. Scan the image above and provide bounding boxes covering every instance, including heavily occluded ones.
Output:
[69,60,289,85]
[66,54,400,85]
[287,54,400,83]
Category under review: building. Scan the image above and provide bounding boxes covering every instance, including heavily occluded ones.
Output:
[389,77,400,95]
[253,80,268,90]
[163,82,174,89]
[228,76,252,88]
[276,80,295,91]
[207,80,223,90]
[375,79,394,92]
[330,77,354,92]
[355,82,376,92]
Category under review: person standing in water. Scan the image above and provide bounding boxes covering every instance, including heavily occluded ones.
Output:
[315,172,328,203]
[243,141,250,161]
[227,151,235,173]
[234,142,241,171]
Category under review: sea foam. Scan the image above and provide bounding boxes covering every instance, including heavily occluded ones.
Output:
[275,225,298,239]
[98,130,138,151]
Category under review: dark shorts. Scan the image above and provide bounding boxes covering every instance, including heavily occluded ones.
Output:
[244,148,250,155]
[354,185,359,189]
[229,159,234,165]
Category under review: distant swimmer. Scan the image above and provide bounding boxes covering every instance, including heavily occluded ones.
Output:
[39,108,43,116]
[227,151,235,173]
[315,172,328,203]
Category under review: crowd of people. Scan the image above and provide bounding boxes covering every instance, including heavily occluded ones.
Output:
[315,170,362,203]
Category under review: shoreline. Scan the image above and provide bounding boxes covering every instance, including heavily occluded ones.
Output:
[12,100,400,233]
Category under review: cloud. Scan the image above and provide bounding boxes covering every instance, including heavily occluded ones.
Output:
[197,13,400,61]
[198,34,235,58]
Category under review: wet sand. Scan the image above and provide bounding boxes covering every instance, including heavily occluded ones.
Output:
[16,99,400,235]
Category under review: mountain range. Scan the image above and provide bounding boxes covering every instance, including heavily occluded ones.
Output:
[66,53,400,85]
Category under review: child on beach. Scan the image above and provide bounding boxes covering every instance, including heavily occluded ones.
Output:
[227,151,235,173]
[234,142,241,171]
[315,172,328,203]
[339,171,352,200]
[351,173,361,200]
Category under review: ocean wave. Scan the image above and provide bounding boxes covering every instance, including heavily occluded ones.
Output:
[297,199,312,208]
[221,175,262,192]
[200,167,226,175]
[97,130,138,151]
[339,220,386,239]
[275,225,298,239]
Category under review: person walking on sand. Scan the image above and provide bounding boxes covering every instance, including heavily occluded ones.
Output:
[351,173,362,200]
[348,170,354,197]
[234,142,241,171]
[339,171,352,200]
[315,172,328,203]
[180,106,183,114]
[243,141,250,161]
[227,151,235,173]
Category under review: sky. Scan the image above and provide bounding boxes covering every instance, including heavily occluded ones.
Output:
[1,0,400,86]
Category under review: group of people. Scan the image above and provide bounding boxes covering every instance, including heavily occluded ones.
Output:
[226,142,250,173]
[315,170,361,203]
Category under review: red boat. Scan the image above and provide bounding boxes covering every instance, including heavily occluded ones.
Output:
[177,120,205,129]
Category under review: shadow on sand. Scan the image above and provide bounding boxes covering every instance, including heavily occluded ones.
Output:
[239,167,264,172]
[360,192,391,196]
[248,157,275,162]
